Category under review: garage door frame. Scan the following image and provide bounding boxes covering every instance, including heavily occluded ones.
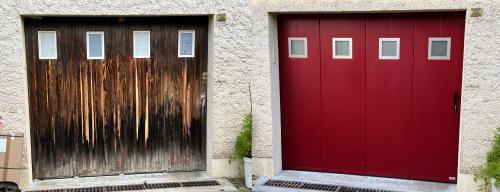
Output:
[23,16,215,179]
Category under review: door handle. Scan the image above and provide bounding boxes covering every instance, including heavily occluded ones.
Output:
[453,92,458,113]
[201,94,206,107]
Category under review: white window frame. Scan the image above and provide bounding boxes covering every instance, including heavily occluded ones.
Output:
[178,30,195,58]
[133,31,151,58]
[38,31,58,60]
[86,31,105,60]
[428,37,451,60]
[332,38,352,59]
[379,38,400,60]
[288,37,308,58]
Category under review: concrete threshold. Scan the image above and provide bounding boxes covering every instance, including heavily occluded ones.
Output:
[253,170,457,192]
[26,171,237,192]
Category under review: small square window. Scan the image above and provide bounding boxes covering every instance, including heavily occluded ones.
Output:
[38,31,57,59]
[86,32,105,59]
[288,37,307,58]
[178,30,195,58]
[133,31,150,58]
[332,38,352,59]
[428,37,451,60]
[379,38,400,60]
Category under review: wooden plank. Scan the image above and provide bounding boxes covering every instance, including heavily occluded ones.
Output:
[24,17,208,179]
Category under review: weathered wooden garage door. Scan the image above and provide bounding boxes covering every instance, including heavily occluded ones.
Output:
[279,13,464,183]
[25,17,207,179]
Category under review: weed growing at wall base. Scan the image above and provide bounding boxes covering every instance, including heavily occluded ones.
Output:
[229,113,252,162]
[475,127,500,191]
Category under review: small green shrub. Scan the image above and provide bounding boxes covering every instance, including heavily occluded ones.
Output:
[229,113,252,163]
[475,127,500,191]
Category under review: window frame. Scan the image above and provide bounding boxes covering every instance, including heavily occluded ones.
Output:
[379,38,400,60]
[288,37,308,58]
[178,30,196,58]
[38,31,58,60]
[133,31,151,59]
[332,37,353,59]
[86,31,105,60]
[428,37,451,60]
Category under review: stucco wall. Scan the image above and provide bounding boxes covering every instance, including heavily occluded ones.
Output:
[250,0,500,185]
[0,0,499,190]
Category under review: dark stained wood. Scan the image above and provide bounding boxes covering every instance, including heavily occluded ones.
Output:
[24,17,208,179]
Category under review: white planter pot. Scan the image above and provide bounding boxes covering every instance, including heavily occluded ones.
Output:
[244,157,252,188]
[493,179,499,192]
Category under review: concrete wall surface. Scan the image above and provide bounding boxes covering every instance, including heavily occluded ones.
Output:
[0,0,498,191]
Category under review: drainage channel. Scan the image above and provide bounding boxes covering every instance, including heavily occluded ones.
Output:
[263,179,395,192]
[28,180,220,192]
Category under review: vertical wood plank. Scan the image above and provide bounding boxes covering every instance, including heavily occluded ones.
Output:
[25,17,208,179]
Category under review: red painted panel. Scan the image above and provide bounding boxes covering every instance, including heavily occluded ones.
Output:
[365,16,414,179]
[279,15,322,171]
[279,13,464,183]
[320,15,366,174]
[411,13,464,183]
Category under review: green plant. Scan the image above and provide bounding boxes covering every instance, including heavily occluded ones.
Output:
[475,127,500,191]
[229,113,252,163]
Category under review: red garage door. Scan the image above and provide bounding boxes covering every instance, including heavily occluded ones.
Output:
[279,13,464,183]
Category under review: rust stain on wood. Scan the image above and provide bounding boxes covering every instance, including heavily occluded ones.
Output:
[25,17,208,179]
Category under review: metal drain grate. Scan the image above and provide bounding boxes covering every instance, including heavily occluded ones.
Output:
[28,180,220,192]
[106,184,144,191]
[263,179,394,192]
[34,187,105,192]
[145,182,181,189]
[337,186,382,192]
[264,180,304,188]
[34,186,105,192]
[181,180,220,187]
[302,183,338,191]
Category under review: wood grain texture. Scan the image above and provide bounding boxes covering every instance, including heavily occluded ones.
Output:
[24,17,208,179]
